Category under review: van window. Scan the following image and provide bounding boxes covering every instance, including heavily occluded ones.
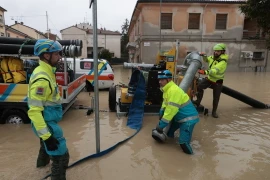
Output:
[80,61,107,70]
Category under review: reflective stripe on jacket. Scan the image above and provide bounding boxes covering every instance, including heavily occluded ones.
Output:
[203,54,228,82]
[27,61,62,141]
[160,81,199,124]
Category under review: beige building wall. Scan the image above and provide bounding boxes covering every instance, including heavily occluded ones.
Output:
[61,26,121,58]
[0,9,6,36]
[128,2,269,72]
[88,34,121,58]
[6,30,25,38]
[11,23,46,39]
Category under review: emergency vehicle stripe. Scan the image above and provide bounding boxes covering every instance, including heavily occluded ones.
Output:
[0,84,16,101]
[86,74,112,81]
[0,84,9,94]
[6,84,28,102]
[91,62,108,85]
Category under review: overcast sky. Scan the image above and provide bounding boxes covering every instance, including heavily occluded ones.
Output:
[2,0,137,38]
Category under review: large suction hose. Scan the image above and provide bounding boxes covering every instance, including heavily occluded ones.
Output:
[220,86,269,109]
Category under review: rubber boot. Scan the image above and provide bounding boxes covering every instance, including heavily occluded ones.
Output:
[195,89,204,107]
[50,151,70,180]
[212,84,222,118]
[36,139,50,168]
[180,143,193,155]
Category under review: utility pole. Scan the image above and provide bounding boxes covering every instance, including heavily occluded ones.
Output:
[159,0,162,52]
[90,0,100,153]
[46,11,49,39]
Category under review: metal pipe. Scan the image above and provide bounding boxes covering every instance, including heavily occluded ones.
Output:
[123,62,154,69]
[174,40,180,81]
[201,3,208,52]
[179,52,202,92]
[159,0,162,52]
[73,56,76,79]
[46,11,49,39]
[123,62,185,70]
[64,56,68,85]
[92,0,100,153]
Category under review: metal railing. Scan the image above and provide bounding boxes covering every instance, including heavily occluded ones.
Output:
[242,30,266,40]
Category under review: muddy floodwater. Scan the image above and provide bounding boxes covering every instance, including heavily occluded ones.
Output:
[1,65,270,180]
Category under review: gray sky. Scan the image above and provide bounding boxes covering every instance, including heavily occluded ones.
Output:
[2,0,137,38]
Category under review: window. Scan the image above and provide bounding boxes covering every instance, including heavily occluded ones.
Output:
[1,32,4,37]
[0,15,3,23]
[161,13,172,29]
[7,33,10,37]
[216,14,227,30]
[80,61,107,70]
[188,13,200,30]
[253,52,264,60]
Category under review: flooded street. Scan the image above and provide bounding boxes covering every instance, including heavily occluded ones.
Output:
[1,65,270,180]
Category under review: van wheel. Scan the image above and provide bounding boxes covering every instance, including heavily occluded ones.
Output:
[0,109,30,124]
[85,81,93,92]
[109,85,116,112]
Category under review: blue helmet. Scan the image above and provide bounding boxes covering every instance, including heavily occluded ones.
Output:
[34,39,62,56]
[158,70,173,79]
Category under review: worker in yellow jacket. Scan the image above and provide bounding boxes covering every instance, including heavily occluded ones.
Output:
[27,39,69,180]
[153,70,199,154]
[196,43,229,118]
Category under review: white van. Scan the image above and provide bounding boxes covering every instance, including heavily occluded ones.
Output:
[66,58,114,91]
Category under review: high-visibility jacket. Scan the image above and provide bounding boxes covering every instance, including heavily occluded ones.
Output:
[159,81,199,127]
[203,54,229,83]
[27,61,67,156]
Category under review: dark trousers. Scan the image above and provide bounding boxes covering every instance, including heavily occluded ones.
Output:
[37,139,69,180]
[196,78,223,113]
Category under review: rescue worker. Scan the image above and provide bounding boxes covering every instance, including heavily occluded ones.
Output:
[195,43,229,118]
[27,39,69,180]
[153,70,199,154]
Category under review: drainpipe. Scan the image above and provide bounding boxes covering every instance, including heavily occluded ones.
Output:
[159,0,162,52]
[201,3,208,52]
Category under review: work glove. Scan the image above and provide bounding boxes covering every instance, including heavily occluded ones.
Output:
[198,69,206,75]
[44,136,59,151]
[156,120,169,134]
[198,69,209,75]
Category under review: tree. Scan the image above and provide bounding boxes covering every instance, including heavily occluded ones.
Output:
[98,48,112,60]
[121,19,130,58]
[240,0,270,47]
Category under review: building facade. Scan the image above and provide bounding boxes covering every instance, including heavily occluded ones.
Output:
[61,23,121,58]
[10,21,47,39]
[0,6,7,37]
[128,0,269,72]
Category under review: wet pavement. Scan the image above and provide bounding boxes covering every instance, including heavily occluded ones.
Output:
[0,65,270,180]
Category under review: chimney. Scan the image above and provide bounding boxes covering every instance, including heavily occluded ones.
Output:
[20,22,23,25]
[15,21,17,24]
